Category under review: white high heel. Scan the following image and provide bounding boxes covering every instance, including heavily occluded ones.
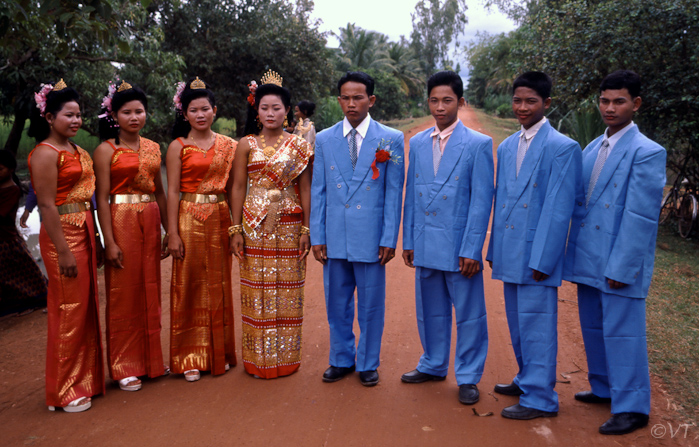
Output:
[48,396,92,413]
[184,369,200,382]
[118,376,142,391]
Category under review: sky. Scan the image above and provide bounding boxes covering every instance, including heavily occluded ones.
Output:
[310,0,518,71]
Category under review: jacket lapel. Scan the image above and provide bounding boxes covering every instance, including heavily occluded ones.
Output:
[418,127,436,184]
[585,125,638,212]
[330,123,354,186]
[506,122,549,216]
[429,122,466,203]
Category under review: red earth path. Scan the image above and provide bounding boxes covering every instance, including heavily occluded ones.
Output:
[1,106,693,446]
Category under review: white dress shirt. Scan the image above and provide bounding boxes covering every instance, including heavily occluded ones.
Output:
[343,113,372,156]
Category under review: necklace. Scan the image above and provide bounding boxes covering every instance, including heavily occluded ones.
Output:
[260,133,284,158]
[121,136,140,152]
[191,132,216,150]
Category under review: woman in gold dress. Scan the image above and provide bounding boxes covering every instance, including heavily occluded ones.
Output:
[231,71,313,378]
[166,77,237,382]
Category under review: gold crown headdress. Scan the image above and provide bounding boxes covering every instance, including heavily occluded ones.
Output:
[190,77,206,89]
[117,81,133,92]
[260,70,283,87]
[53,78,68,91]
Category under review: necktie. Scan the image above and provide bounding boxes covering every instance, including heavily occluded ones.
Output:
[432,135,442,175]
[515,133,528,177]
[586,140,610,206]
[349,128,358,169]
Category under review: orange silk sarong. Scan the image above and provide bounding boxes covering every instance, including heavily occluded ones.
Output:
[30,144,105,407]
[170,135,237,375]
[105,138,165,380]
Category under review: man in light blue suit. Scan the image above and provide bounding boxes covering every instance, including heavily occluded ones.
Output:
[564,70,666,436]
[310,71,405,387]
[486,71,582,420]
[401,71,493,405]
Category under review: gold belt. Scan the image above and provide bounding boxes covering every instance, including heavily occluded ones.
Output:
[56,201,91,215]
[181,192,226,204]
[111,193,156,204]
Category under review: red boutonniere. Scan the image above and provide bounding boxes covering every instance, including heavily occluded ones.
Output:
[371,139,401,180]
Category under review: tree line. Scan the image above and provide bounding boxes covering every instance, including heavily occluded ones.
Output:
[1,0,468,156]
[466,0,699,185]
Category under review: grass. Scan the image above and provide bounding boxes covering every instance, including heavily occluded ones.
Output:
[381,115,432,133]
[647,225,699,424]
[470,107,520,147]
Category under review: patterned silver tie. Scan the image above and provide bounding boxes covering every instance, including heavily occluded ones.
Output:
[432,135,442,175]
[515,133,528,177]
[586,140,610,206]
[349,128,358,169]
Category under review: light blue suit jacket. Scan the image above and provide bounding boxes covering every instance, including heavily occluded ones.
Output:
[563,125,666,298]
[310,119,405,263]
[403,121,494,272]
[486,121,582,286]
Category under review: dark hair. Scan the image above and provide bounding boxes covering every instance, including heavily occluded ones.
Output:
[513,71,552,100]
[600,70,641,98]
[337,71,375,96]
[171,77,216,139]
[0,150,25,195]
[296,100,316,117]
[243,83,292,136]
[27,85,81,142]
[98,82,149,144]
[427,71,463,99]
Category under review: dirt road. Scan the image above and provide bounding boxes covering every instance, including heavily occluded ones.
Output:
[1,107,692,446]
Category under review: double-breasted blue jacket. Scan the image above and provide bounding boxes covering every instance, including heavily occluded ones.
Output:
[310,118,405,262]
[563,125,666,298]
[403,121,494,272]
[487,121,582,286]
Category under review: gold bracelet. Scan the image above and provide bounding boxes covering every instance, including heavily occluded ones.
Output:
[299,225,310,236]
[228,225,244,236]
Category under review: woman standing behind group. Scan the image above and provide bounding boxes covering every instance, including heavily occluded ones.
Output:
[231,70,313,379]
[292,100,316,149]
[166,77,237,382]
[28,79,104,412]
[93,81,169,392]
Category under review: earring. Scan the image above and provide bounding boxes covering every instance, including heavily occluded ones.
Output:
[256,116,262,130]
[283,117,289,128]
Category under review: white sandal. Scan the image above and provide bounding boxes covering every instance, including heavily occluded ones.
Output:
[48,396,91,413]
[184,369,200,382]
[118,376,142,391]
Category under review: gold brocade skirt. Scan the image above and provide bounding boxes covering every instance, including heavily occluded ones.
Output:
[240,213,305,379]
[170,201,236,375]
[41,212,104,407]
[105,202,165,381]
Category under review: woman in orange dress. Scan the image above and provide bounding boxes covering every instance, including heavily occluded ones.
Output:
[166,77,237,382]
[231,71,313,378]
[94,81,169,392]
[28,79,104,413]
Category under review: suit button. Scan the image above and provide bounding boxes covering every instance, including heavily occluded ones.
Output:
[596,225,600,229]
[502,204,506,208]
[433,212,437,216]
[425,212,429,216]
[366,186,371,190]
[505,225,509,229]
[581,223,585,227]
[511,225,515,229]
[605,204,610,208]
[578,202,583,206]
[523,204,527,208]
[419,192,423,197]
[533,183,538,188]
[614,183,617,187]
[345,204,350,208]
[331,166,335,170]
[337,184,342,188]
[416,173,419,178]
[357,205,361,209]
[455,176,459,180]
[443,195,447,200]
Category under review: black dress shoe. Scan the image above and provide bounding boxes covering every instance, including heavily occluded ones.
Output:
[401,369,447,383]
[494,382,523,396]
[359,370,379,386]
[501,404,558,420]
[458,384,480,405]
[322,365,355,382]
[599,412,649,435]
[575,390,612,404]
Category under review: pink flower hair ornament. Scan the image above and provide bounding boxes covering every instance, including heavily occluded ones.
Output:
[34,83,53,117]
[173,81,186,112]
[97,80,118,119]
[247,80,258,106]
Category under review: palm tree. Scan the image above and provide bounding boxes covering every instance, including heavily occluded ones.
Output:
[334,23,392,71]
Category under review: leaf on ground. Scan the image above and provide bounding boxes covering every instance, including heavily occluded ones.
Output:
[422,426,435,432]
[556,379,571,384]
[471,408,494,417]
